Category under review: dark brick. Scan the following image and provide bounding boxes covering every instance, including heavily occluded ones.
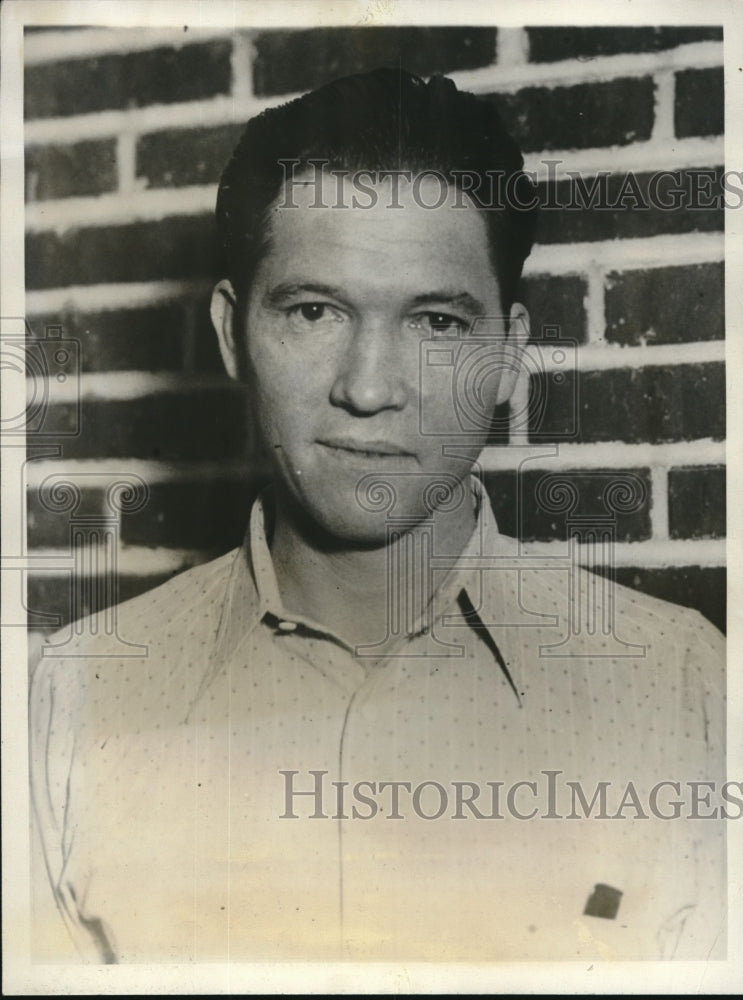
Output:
[252,27,497,96]
[24,41,232,119]
[25,26,90,34]
[529,362,725,444]
[668,465,726,539]
[480,469,519,535]
[25,139,117,201]
[484,402,512,446]
[41,386,249,460]
[137,123,244,189]
[520,274,587,344]
[27,305,187,371]
[536,167,724,244]
[483,467,651,542]
[605,263,724,346]
[485,77,654,153]
[25,214,215,289]
[601,566,726,634]
[24,573,76,633]
[26,485,105,549]
[526,27,722,63]
[675,67,724,138]
[121,477,269,549]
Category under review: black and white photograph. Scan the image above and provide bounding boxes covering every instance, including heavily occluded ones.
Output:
[2,0,741,993]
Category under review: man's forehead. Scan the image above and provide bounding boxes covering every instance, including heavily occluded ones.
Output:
[256,194,498,310]
[266,170,492,259]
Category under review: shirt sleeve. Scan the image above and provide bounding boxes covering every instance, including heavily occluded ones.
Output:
[29,654,113,963]
[670,609,727,960]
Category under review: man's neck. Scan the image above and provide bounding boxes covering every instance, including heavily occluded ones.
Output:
[269,489,477,650]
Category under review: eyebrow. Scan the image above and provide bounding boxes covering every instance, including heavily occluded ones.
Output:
[407,291,487,316]
[262,283,487,316]
[262,282,348,309]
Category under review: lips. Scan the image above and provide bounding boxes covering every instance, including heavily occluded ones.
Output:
[318,437,413,459]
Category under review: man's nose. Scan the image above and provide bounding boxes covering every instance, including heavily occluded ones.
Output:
[329,321,410,415]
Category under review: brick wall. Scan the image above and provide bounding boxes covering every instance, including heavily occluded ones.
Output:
[23,25,726,633]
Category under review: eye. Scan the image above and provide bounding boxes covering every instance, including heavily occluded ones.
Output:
[409,312,470,336]
[286,302,346,333]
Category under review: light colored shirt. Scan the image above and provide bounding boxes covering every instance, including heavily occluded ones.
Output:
[29,481,727,963]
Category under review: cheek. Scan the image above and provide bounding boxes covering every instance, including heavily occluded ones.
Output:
[248,334,306,392]
[246,341,330,440]
[415,383,496,471]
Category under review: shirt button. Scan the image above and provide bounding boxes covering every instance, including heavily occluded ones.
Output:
[278,620,297,632]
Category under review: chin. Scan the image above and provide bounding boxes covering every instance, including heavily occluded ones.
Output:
[285,472,448,547]
[307,504,399,549]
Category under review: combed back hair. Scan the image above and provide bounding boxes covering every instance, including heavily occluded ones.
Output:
[216,67,539,312]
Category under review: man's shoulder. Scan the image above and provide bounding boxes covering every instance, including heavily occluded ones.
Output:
[34,546,240,666]
[487,537,726,777]
[495,532,724,655]
[29,547,244,735]
[599,568,722,645]
[116,546,239,626]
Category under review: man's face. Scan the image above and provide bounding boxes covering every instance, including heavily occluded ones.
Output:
[216,174,524,544]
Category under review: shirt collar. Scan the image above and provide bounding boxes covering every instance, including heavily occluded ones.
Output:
[213,477,526,687]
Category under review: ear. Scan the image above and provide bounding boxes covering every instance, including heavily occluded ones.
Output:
[495,301,530,405]
[210,279,240,381]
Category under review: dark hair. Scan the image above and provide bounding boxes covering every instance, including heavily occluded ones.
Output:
[216,67,538,311]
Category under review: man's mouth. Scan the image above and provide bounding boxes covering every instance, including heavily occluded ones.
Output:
[318,437,413,459]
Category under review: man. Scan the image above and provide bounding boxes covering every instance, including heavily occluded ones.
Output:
[30,68,726,963]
